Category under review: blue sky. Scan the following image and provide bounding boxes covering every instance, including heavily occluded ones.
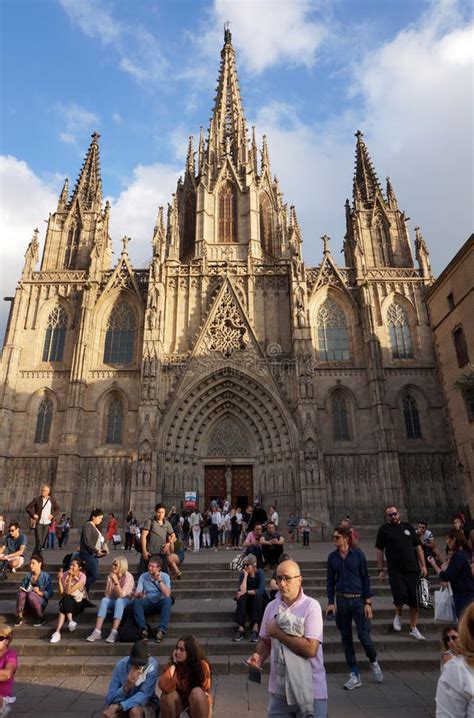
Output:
[1,0,473,340]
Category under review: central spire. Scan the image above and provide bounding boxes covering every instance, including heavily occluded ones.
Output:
[208,27,248,170]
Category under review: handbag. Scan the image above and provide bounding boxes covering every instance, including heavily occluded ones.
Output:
[112,534,122,545]
[230,549,247,571]
[416,576,433,609]
[434,586,456,622]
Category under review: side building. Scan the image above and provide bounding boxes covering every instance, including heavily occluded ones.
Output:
[425,235,474,512]
[0,31,467,526]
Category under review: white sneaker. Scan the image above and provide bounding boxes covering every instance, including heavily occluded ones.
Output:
[392,614,402,632]
[343,672,362,691]
[86,629,102,642]
[371,661,384,683]
[409,627,426,641]
[68,620,78,632]
[50,631,61,644]
[105,629,118,643]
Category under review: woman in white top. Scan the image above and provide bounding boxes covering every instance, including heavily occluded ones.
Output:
[269,505,279,527]
[435,602,474,716]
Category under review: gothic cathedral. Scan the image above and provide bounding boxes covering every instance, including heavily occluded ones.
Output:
[0,31,466,525]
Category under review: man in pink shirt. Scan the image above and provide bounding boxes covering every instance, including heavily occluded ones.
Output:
[246,559,328,717]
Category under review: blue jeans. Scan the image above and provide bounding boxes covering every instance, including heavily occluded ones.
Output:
[97,596,131,621]
[133,596,172,633]
[79,551,99,592]
[335,596,377,674]
[267,694,328,718]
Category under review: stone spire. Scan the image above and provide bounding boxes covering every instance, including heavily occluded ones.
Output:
[261,134,271,174]
[69,132,103,212]
[186,135,195,176]
[57,178,69,211]
[414,226,432,278]
[208,27,248,170]
[198,127,205,174]
[386,176,398,209]
[353,130,383,206]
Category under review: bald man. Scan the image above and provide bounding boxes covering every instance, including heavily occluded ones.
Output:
[247,560,328,718]
[26,485,60,555]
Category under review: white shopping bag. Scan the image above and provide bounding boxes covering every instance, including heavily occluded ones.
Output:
[434,587,456,622]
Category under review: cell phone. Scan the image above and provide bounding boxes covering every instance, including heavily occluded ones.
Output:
[244,660,262,684]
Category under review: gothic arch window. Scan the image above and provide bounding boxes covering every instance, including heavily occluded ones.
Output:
[105,396,123,444]
[316,298,350,361]
[387,302,413,359]
[403,394,422,439]
[64,221,81,268]
[103,302,136,365]
[331,392,351,441]
[374,219,392,265]
[42,306,67,362]
[218,181,237,243]
[259,193,273,255]
[181,192,196,258]
[34,398,53,444]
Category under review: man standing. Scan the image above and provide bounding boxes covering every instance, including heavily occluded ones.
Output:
[209,506,222,551]
[375,504,427,639]
[247,559,328,718]
[133,555,173,643]
[26,485,59,555]
[189,507,202,553]
[140,503,175,574]
[261,521,285,568]
[326,526,383,690]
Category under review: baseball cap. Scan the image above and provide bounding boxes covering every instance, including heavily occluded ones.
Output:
[130,640,151,667]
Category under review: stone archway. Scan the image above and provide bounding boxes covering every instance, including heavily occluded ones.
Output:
[158,369,299,511]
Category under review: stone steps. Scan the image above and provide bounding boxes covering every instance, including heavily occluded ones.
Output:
[15,650,440,678]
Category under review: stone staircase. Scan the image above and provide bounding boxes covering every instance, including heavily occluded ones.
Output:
[0,556,442,679]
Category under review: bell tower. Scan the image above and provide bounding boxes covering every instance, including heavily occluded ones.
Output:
[40,132,111,272]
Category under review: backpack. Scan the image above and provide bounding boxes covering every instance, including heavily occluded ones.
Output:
[117,614,154,642]
[182,517,190,533]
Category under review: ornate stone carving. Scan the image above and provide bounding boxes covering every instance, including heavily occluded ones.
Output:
[207,416,251,456]
[205,288,248,357]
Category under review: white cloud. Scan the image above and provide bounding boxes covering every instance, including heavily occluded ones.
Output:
[198,0,327,73]
[55,102,100,145]
[59,0,167,82]
[108,163,181,267]
[0,156,60,342]
[252,4,474,273]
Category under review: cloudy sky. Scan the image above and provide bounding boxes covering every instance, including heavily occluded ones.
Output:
[0,0,473,342]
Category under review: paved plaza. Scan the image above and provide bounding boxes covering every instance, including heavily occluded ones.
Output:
[5,536,442,717]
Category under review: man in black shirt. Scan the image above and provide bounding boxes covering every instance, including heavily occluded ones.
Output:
[375,504,427,640]
[261,521,285,568]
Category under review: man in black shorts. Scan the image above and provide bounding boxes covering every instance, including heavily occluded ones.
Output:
[375,504,427,640]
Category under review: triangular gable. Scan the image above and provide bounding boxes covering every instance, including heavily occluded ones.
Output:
[214,156,243,192]
[190,277,264,361]
[102,253,143,301]
[309,253,349,299]
[370,192,391,227]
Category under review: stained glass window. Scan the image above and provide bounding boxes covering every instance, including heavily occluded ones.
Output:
[332,394,350,441]
[316,299,350,361]
[388,302,413,359]
[34,398,53,444]
[403,395,422,439]
[105,397,123,444]
[104,302,136,364]
[42,307,67,362]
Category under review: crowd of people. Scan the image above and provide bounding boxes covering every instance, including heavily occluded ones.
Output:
[0,486,473,716]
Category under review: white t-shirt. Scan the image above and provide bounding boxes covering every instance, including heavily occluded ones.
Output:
[190,512,202,529]
[435,656,474,717]
[271,511,279,527]
[420,529,434,544]
[39,498,52,525]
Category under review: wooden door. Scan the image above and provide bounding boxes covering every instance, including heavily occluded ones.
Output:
[204,466,226,509]
[232,465,253,510]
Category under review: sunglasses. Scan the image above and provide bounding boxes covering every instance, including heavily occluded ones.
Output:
[275,575,301,583]
[387,512,398,517]
[447,634,458,641]
[0,636,8,641]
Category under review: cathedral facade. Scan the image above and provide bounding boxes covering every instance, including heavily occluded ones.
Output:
[0,31,467,525]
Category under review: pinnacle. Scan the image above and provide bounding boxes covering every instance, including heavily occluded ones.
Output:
[353,130,383,206]
[69,133,103,212]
